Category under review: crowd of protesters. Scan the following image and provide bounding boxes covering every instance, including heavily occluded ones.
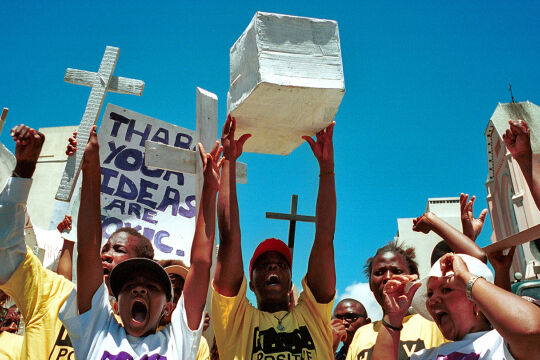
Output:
[0,117,539,360]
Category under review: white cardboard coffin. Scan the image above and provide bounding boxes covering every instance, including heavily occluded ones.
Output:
[228,12,345,155]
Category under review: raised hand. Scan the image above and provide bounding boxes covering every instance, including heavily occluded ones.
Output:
[460,193,488,241]
[57,215,73,233]
[412,213,434,234]
[199,141,223,191]
[302,122,335,172]
[439,253,471,291]
[82,125,99,170]
[330,318,347,351]
[66,130,78,156]
[488,246,516,277]
[10,124,45,178]
[381,274,420,319]
[220,115,251,161]
[503,119,532,160]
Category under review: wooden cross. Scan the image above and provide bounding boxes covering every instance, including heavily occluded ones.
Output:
[55,46,145,202]
[266,194,316,258]
[144,88,248,197]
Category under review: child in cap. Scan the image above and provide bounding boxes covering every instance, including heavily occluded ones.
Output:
[60,127,223,359]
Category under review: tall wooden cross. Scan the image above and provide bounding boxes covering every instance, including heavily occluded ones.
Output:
[144,88,248,207]
[55,46,145,202]
[266,194,316,259]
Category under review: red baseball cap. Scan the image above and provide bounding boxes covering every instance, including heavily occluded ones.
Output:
[249,238,292,279]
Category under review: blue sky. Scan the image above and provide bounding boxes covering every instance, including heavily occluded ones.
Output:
[2,1,540,318]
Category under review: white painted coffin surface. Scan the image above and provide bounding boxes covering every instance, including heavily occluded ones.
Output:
[228,12,345,155]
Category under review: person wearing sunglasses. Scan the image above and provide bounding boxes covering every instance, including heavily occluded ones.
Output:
[332,299,371,360]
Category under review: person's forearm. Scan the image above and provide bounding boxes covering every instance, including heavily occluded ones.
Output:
[493,271,511,292]
[470,276,540,358]
[0,178,32,284]
[184,183,217,330]
[78,166,102,255]
[515,154,540,210]
[426,213,487,261]
[190,185,217,268]
[57,239,74,281]
[372,314,401,360]
[306,168,336,303]
[214,159,243,295]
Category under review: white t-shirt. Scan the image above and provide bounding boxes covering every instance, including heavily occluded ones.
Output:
[411,329,514,360]
[59,283,202,360]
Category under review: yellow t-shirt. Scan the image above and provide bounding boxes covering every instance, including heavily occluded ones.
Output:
[0,250,75,359]
[0,331,23,360]
[212,276,334,360]
[346,314,447,360]
[197,335,211,360]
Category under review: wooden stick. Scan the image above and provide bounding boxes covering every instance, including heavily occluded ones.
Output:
[483,224,540,253]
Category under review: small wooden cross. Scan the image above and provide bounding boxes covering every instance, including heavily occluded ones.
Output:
[266,194,316,259]
[55,46,145,202]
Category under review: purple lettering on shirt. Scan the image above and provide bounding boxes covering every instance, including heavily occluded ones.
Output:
[101,351,167,360]
[437,352,480,360]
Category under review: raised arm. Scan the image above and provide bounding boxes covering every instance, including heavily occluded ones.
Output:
[183,141,222,330]
[77,126,103,313]
[371,274,421,360]
[0,124,44,284]
[56,215,74,280]
[413,211,487,262]
[214,115,250,296]
[503,119,540,210]
[303,122,336,303]
[442,253,540,360]
[487,246,516,291]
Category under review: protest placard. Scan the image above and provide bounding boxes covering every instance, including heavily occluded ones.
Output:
[99,104,197,263]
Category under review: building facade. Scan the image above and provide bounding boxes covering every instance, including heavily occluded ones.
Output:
[485,101,540,279]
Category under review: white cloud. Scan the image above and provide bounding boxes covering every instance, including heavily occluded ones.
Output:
[339,282,383,321]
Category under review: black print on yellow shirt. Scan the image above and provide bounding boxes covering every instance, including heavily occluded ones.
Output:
[356,339,426,360]
[251,326,316,359]
[48,325,74,360]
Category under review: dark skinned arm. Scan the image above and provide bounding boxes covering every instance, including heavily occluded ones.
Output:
[76,126,103,314]
[503,119,540,211]
[183,142,222,330]
[413,212,487,262]
[214,115,250,296]
[303,122,337,303]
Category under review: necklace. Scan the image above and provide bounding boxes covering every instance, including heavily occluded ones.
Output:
[273,312,290,331]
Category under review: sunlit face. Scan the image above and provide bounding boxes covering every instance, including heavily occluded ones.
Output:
[101,232,140,279]
[369,251,410,307]
[117,271,171,337]
[249,251,292,310]
[333,301,369,345]
[426,276,483,340]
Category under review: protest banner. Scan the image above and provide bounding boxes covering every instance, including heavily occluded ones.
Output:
[99,104,197,263]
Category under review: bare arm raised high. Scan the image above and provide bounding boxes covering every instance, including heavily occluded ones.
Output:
[213,115,250,296]
[76,126,103,314]
[183,141,222,330]
[503,119,540,210]
[302,122,337,303]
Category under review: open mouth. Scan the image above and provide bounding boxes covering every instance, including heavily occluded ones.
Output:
[131,300,148,324]
[432,310,448,325]
[266,274,280,286]
[102,264,111,275]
